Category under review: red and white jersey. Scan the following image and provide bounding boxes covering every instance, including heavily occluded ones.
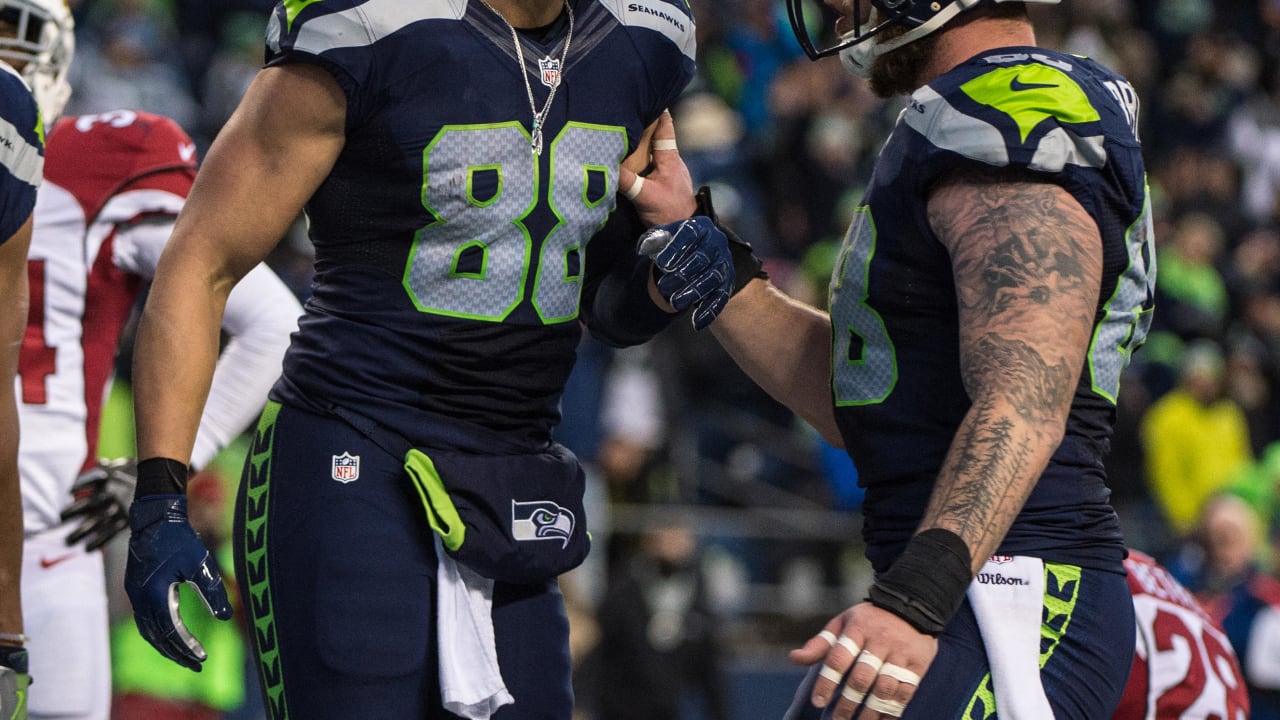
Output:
[19,109,302,534]
[1113,550,1250,720]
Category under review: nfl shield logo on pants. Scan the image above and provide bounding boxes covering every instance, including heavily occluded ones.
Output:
[332,452,360,483]
[539,56,561,88]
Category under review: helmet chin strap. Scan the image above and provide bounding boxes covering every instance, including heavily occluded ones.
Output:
[838,0,981,78]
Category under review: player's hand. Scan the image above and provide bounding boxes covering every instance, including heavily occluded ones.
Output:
[790,602,935,720]
[619,110,696,225]
[124,496,232,672]
[60,458,137,551]
[638,216,735,330]
[0,646,29,720]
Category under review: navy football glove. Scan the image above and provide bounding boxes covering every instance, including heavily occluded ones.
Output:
[0,645,29,720]
[638,215,735,330]
[61,458,136,551]
[125,496,232,672]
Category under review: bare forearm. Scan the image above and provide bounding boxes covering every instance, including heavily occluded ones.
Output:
[0,405,23,635]
[134,64,345,464]
[0,219,31,635]
[711,279,841,445]
[133,266,229,464]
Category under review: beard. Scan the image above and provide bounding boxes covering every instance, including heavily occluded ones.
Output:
[867,20,939,98]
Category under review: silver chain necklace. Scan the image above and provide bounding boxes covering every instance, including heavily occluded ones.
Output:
[482,0,575,156]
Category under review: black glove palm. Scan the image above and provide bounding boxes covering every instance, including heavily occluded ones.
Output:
[61,458,137,551]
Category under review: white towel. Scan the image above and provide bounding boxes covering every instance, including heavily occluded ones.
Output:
[966,555,1055,720]
[435,535,514,719]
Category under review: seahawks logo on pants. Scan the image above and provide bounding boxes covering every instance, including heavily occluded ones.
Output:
[511,500,575,549]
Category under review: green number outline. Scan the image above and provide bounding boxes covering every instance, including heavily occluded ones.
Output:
[831,207,898,407]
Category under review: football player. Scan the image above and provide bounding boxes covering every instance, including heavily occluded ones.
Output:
[0,1,66,716]
[16,107,301,719]
[1113,550,1249,720]
[639,0,1155,718]
[122,1,746,718]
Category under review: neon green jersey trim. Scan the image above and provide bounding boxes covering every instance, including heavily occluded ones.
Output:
[961,65,1100,143]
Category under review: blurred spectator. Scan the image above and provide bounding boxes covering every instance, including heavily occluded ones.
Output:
[1142,339,1254,537]
[1225,336,1280,454]
[557,339,667,608]
[1176,495,1280,720]
[1153,212,1231,342]
[579,519,729,720]
[197,11,263,148]
[66,0,199,132]
[723,0,803,145]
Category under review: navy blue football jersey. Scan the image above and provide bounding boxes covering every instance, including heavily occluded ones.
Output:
[263,0,695,447]
[0,63,43,243]
[829,47,1153,572]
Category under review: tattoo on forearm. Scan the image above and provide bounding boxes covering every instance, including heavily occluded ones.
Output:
[923,174,1104,558]
[939,398,1032,546]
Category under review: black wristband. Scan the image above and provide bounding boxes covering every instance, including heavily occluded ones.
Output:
[693,185,767,293]
[0,645,27,674]
[134,457,190,499]
[867,528,973,636]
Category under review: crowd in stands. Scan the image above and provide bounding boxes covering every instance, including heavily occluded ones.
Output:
[61,0,1280,717]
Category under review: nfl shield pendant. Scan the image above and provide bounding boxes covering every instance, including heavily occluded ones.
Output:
[538,56,561,89]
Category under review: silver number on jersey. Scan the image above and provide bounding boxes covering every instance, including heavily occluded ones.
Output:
[406,122,625,323]
[830,207,897,405]
[1088,188,1156,403]
[536,124,626,322]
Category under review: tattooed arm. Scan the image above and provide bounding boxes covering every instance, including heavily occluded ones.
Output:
[920,172,1103,574]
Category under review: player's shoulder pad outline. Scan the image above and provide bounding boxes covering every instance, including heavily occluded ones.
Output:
[270,0,469,56]
[905,50,1108,173]
[597,0,695,61]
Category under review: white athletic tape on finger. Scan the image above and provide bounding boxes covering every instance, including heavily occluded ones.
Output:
[837,636,860,657]
[865,694,907,717]
[818,630,837,646]
[855,651,884,674]
[840,685,866,705]
[880,663,921,686]
[623,175,645,201]
[652,138,679,151]
[819,665,844,684]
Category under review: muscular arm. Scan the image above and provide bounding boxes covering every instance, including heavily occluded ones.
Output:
[710,279,841,445]
[0,215,31,637]
[133,64,345,463]
[920,175,1102,573]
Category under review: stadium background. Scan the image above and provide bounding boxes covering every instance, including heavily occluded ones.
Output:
[66,0,1280,717]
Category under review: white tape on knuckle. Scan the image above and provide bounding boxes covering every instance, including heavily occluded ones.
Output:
[837,635,860,657]
[819,665,844,684]
[840,685,866,705]
[623,175,645,200]
[818,630,838,646]
[855,651,884,674]
[865,693,907,717]
[652,138,679,151]
[880,662,921,686]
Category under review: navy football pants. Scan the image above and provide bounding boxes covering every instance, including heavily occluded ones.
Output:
[786,563,1134,720]
[233,401,574,719]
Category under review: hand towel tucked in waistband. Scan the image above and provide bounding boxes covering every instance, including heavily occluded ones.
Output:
[967,555,1054,720]
[435,535,514,719]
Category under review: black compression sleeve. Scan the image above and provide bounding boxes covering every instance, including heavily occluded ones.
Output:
[579,194,675,347]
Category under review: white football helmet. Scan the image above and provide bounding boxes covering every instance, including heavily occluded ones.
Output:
[786,0,1059,77]
[0,0,74,122]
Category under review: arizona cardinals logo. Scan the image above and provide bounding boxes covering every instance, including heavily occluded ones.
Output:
[511,500,575,549]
